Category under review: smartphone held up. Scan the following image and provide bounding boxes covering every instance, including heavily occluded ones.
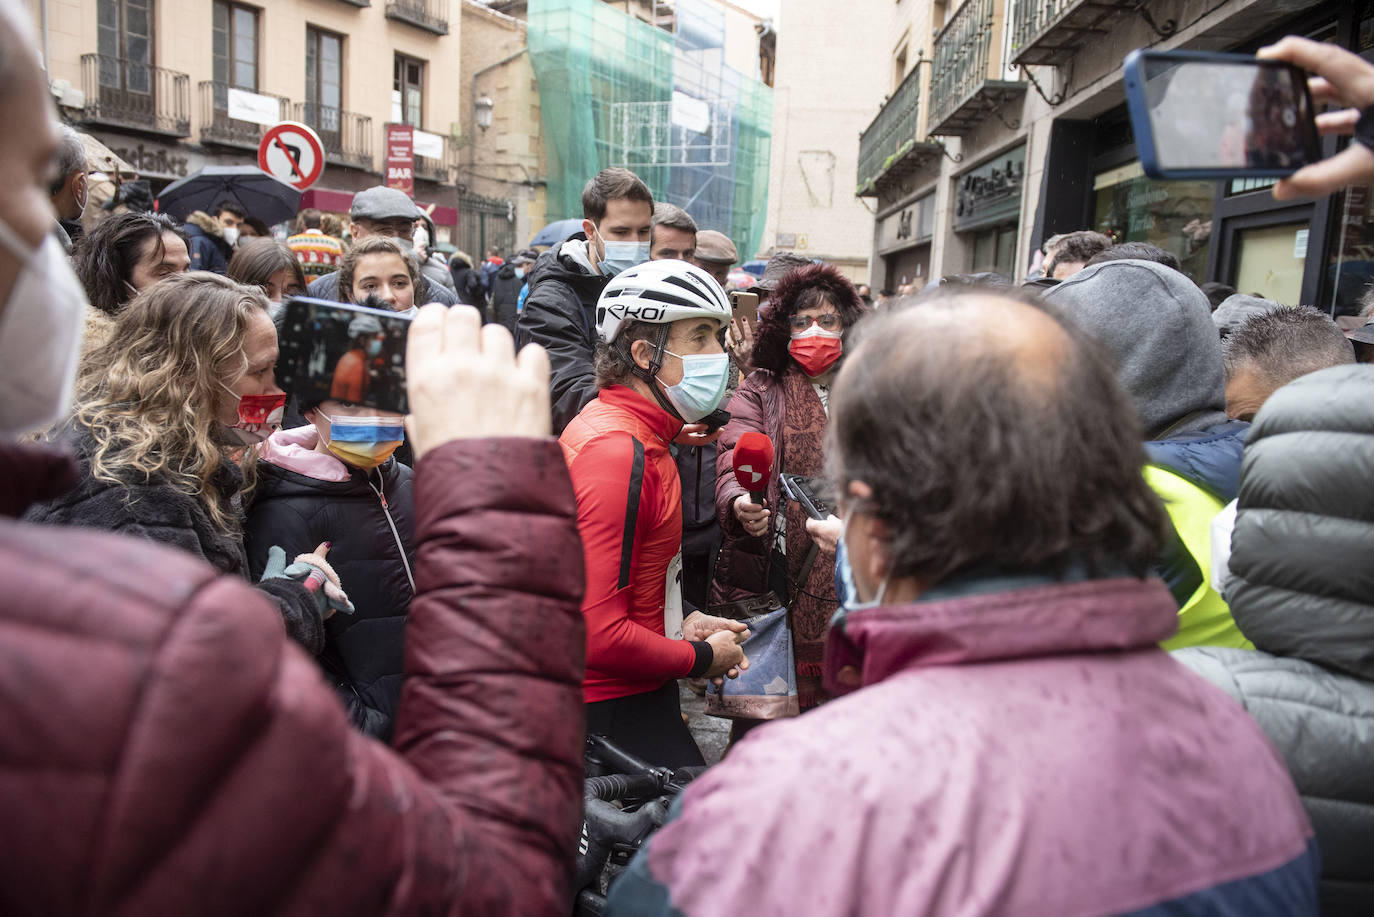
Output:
[1123,49,1321,181]
[275,296,412,415]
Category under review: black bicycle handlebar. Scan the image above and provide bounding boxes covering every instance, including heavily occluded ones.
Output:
[575,734,706,915]
[585,773,668,802]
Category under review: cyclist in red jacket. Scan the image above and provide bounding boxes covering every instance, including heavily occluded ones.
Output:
[561,259,749,767]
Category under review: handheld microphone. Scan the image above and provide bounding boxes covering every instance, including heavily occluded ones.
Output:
[733,432,775,505]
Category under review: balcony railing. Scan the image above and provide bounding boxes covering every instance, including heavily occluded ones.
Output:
[1011,0,1141,69]
[199,82,290,150]
[292,102,374,171]
[856,65,927,196]
[415,134,456,184]
[385,0,449,34]
[928,0,1025,136]
[78,54,191,137]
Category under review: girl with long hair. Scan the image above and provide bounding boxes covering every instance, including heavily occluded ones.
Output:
[228,237,307,320]
[247,238,419,739]
[25,272,350,651]
[337,236,420,314]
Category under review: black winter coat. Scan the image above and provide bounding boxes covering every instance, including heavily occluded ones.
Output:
[450,264,486,309]
[515,237,610,434]
[1174,364,1374,916]
[183,222,232,275]
[488,262,525,335]
[244,454,416,741]
[22,422,323,651]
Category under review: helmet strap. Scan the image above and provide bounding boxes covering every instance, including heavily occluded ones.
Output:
[626,326,686,425]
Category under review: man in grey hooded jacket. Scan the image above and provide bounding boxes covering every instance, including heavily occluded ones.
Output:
[1174,364,1374,915]
[1043,259,1250,650]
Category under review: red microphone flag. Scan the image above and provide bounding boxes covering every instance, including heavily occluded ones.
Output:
[733,432,775,505]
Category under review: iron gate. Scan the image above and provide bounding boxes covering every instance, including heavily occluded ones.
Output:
[457,191,515,260]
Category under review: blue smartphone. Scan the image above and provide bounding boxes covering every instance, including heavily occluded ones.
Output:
[1123,49,1321,181]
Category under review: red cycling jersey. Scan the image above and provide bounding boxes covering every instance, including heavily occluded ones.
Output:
[560,386,701,703]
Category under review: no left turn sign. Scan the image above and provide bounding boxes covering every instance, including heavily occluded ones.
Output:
[258,122,326,191]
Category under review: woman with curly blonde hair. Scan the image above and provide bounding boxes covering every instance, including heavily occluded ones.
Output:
[25,272,351,652]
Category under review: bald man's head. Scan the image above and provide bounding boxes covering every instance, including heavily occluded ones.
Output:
[828,287,1168,585]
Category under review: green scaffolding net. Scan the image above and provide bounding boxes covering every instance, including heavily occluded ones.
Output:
[527,0,772,260]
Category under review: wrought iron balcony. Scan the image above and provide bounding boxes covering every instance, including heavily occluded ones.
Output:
[292,103,374,171]
[1011,0,1167,69]
[78,54,191,137]
[199,82,290,150]
[415,133,456,184]
[927,0,1026,136]
[856,65,942,197]
[385,0,449,34]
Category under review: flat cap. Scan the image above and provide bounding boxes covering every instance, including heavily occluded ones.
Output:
[350,186,418,222]
[694,230,738,265]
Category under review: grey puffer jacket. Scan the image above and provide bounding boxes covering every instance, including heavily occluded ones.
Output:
[1174,363,1374,916]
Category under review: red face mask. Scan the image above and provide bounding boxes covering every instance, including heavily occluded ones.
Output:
[789,326,843,376]
[221,389,286,447]
[235,392,287,425]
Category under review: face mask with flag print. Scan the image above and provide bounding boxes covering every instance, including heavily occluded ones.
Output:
[322,413,405,470]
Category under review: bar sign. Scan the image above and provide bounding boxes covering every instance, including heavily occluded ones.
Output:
[386,123,415,198]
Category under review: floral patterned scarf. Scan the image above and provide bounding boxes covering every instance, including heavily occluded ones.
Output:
[780,367,837,710]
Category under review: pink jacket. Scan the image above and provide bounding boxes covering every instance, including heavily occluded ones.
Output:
[606,573,1319,915]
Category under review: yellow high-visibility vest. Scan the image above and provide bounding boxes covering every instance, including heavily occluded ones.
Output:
[1144,464,1253,651]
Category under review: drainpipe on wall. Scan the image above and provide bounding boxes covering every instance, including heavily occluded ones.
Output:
[40,0,51,74]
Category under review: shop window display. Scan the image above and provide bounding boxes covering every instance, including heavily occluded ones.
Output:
[1325,184,1374,319]
[1093,161,1214,281]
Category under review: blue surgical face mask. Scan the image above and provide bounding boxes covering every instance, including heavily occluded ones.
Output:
[366,339,383,357]
[657,349,729,422]
[514,266,526,280]
[839,510,890,611]
[595,227,649,277]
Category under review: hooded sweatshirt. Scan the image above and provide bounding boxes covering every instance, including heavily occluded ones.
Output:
[1045,259,1230,440]
[244,425,416,740]
[1044,259,1250,648]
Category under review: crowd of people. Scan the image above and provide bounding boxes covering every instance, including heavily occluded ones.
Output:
[3,0,1374,908]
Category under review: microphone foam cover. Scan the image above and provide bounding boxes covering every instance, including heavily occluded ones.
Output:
[733,432,775,492]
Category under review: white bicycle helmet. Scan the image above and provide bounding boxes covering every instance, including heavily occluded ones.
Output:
[595,258,732,343]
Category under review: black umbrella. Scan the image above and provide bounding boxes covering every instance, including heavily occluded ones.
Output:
[529,218,584,248]
[156,165,302,227]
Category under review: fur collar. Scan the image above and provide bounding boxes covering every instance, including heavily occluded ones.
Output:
[185,211,225,239]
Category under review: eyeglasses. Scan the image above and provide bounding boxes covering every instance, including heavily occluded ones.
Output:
[789,313,842,332]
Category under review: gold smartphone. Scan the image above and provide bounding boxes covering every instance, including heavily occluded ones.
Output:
[729,291,760,327]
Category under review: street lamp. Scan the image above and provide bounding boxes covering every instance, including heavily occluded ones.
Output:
[475,95,494,132]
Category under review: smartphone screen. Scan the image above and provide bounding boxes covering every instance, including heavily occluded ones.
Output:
[730,291,760,328]
[276,296,411,415]
[1137,54,1319,174]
